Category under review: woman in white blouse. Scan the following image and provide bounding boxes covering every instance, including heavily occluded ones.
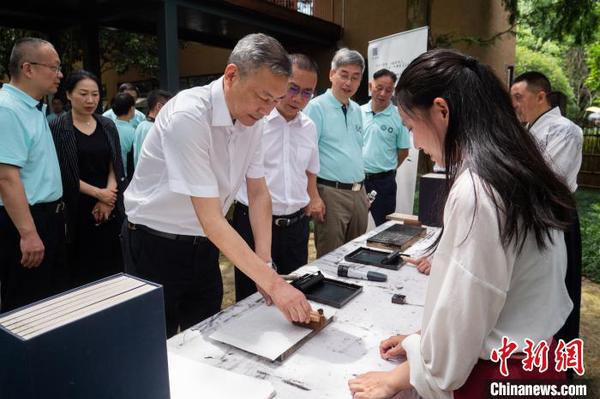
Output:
[349,49,574,399]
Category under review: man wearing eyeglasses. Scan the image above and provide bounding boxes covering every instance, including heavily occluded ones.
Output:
[0,37,68,312]
[361,68,410,226]
[233,53,321,301]
[304,48,368,258]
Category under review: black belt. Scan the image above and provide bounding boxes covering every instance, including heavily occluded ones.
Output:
[273,208,306,228]
[316,177,364,191]
[30,199,65,214]
[365,170,396,180]
[127,222,208,244]
[236,203,306,228]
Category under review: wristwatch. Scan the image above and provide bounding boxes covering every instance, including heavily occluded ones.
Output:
[267,260,277,272]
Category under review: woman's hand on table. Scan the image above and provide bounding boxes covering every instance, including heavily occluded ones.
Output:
[402,255,432,275]
[380,334,408,360]
[349,362,410,399]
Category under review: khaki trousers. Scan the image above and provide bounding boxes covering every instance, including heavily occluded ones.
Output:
[314,184,369,258]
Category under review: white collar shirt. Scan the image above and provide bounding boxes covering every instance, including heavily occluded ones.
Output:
[124,76,265,236]
[236,108,319,216]
[529,107,583,192]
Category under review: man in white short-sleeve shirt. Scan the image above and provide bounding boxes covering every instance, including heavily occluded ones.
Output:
[233,53,322,301]
[511,71,583,369]
[122,33,312,337]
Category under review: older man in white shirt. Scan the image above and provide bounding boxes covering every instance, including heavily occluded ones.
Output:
[233,54,322,301]
[511,71,583,370]
[122,34,311,337]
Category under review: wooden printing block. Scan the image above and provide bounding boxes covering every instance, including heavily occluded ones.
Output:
[293,309,326,331]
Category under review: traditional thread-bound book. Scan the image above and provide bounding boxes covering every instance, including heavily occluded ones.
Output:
[0,273,169,399]
[366,223,426,251]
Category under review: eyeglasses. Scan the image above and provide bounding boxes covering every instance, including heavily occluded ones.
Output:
[287,84,314,100]
[24,62,62,74]
[337,73,361,83]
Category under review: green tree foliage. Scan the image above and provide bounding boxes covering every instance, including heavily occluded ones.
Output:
[1,26,170,80]
[587,43,600,106]
[517,0,599,46]
[0,28,39,78]
[99,29,160,76]
[53,28,161,77]
[515,1,599,120]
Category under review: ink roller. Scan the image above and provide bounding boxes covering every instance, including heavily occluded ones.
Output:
[380,250,406,266]
[290,271,326,292]
[289,271,363,309]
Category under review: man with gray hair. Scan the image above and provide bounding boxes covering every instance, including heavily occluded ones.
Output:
[0,37,68,312]
[304,48,368,257]
[122,33,312,337]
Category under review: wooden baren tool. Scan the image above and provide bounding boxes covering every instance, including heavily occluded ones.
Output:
[294,309,326,330]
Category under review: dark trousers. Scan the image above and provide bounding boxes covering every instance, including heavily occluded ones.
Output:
[232,203,309,302]
[556,209,582,378]
[68,204,123,288]
[120,221,223,338]
[365,172,397,226]
[0,203,68,313]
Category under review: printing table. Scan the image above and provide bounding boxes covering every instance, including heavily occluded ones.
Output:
[167,221,437,398]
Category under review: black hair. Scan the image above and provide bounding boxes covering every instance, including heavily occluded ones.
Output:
[395,49,573,253]
[513,71,552,104]
[373,68,397,83]
[64,69,101,94]
[112,93,135,117]
[289,53,319,77]
[147,89,173,111]
[118,82,140,96]
[8,37,53,78]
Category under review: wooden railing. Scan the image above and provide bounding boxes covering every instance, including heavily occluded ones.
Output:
[579,125,600,189]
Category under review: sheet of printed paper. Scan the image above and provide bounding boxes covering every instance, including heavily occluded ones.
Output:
[209,302,334,361]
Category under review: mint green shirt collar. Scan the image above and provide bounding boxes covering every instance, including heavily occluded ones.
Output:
[324,89,347,108]
[3,84,43,110]
[364,100,395,116]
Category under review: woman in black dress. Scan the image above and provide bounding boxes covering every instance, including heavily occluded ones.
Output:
[50,70,127,286]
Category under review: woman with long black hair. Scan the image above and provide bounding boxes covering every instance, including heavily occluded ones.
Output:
[50,70,126,287]
[349,49,574,398]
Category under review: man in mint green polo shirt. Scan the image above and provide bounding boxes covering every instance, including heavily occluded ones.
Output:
[133,89,172,166]
[0,37,68,312]
[362,68,410,226]
[304,48,368,257]
[111,93,137,178]
[103,82,146,129]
